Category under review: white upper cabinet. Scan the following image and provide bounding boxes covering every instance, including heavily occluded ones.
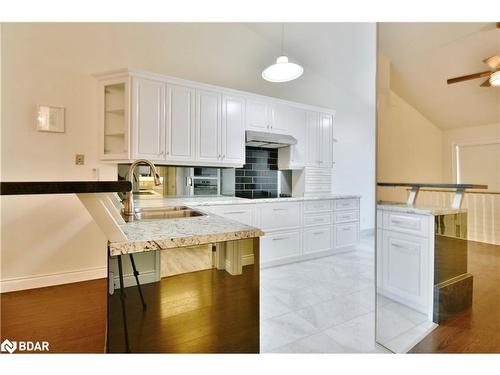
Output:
[319,113,333,167]
[270,103,290,134]
[222,95,245,164]
[305,111,320,167]
[196,89,222,163]
[165,84,195,161]
[245,99,270,131]
[96,70,334,169]
[131,77,165,160]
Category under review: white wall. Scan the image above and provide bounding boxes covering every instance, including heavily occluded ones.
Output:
[1,23,376,291]
[377,55,444,202]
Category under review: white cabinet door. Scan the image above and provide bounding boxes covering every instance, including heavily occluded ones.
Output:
[260,230,302,263]
[305,111,320,166]
[165,84,195,161]
[196,89,221,163]
[270,103,290,134]
[222,95,245,164]
[289,106,307,166]
[131,77,165,160]
[203,204,254,226]
[381,230,430,312]
[246,99,270,131]
[304,225,333,255]
[334,222,359,249]
[319,113,333,167]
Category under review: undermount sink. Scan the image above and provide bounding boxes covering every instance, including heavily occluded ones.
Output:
[127,206,206,221]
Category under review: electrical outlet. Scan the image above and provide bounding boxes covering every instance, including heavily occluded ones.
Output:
[75,154,85,165]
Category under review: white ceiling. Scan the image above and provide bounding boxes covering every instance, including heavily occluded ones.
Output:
[379,22,500,129]
[245,23,376,106]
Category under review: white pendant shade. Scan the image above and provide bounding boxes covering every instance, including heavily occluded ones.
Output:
[489,71,500,86]
[262,55,304,83]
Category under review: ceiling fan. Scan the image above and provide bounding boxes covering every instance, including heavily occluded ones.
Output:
[447,22,500,87]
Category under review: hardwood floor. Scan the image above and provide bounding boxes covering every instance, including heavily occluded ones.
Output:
[410,240,500,353]
[108,264,259,353]
[0,278,107,353]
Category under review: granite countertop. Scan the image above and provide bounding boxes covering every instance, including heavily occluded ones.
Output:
[135,194,361,208]
[109,213,264,256]
[377,201,467,216]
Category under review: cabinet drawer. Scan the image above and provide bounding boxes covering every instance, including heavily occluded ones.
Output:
[304,200,333,213]
[334,210,359,223]
[204,204,254,226]
[382,211,429,237]
[334,222,359,249]
[304,225,332,254]
[258,202,301,231]
[260,231,302,262]
[334,198,359,211]
[304,212,332,227]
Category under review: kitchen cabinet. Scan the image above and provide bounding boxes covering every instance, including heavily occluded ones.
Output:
[222,95,245,165]
[196,89,221,163]
[166,84,195,162]
[245,99,270,131]
[95,69,335,170]
[131,77,165,160]
[377,208,434,315]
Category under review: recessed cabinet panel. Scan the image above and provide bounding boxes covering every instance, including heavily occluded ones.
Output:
[319,113,333,167]
[131,78,165,159]
[246,99,269,131]
[288,106,307,166]
[270,103,290,134]
[166,84,195,161]
[222,95,245,164]
[304,225,332,254]
[196,90,221,163]
[306,111,320,166]
[260,230,302,262]
[334,222,359,249]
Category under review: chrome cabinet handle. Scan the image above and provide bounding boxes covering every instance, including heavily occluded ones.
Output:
[272,236,288,241]
[342,227,351,231]
[272,208,287,211]
[313,231,324,235]
[225,211,246,214]
[391,243,418,252]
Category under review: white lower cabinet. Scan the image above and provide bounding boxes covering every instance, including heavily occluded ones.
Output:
[377,209,434,316]
[304,225,333,255]
[260,230,302,263]
[202,197,360,268]
[334,222,359,249]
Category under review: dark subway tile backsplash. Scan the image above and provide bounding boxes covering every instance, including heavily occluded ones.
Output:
[235,147,278,199]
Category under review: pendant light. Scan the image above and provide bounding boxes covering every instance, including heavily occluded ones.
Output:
[489,71,500,86]
[262,24,304,83]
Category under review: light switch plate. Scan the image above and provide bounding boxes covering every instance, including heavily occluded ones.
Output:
[75,154,85,165]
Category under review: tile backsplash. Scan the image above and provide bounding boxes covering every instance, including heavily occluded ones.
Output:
[235,147,278,199]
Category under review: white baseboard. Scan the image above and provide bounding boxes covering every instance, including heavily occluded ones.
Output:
[242,254,255,266]
[0,266,107,293]
[111,269,159,290]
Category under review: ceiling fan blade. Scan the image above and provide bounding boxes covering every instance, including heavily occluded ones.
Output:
[483,55,500,69]
[447,71,492,85]
[480,78,491,87]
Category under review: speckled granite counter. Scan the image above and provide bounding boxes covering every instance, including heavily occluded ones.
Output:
[109,214,263,256]
[135,194,361,209]
[377,201,467,216]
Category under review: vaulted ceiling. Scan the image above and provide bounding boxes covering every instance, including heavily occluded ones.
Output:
[379,22,500,129]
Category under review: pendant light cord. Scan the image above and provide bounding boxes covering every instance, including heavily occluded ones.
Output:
[281,23,285,56]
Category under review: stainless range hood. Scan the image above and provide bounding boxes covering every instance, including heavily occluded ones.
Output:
[245,130,297,149]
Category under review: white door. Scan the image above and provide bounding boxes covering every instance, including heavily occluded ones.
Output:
[246,99,270,131]
[289,107,307,166]
[319,113,333,167]
[305,111,320,166]
[196,89,221,163]
[131,77,165,160]
[222,95,245,164]
[165,84,195,161]
[270,103,290,134]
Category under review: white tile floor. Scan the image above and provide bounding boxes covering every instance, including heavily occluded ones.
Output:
[260,235,390,353]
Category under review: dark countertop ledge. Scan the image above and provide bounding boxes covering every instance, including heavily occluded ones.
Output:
[377,182,488,189]
[0,181,132,195]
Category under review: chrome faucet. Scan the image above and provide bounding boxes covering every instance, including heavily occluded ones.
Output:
[122,159,162,221]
